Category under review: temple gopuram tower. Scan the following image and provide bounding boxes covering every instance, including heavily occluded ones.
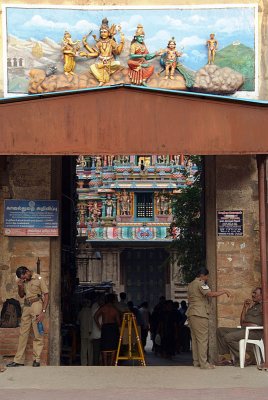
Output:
[76,154,197,306]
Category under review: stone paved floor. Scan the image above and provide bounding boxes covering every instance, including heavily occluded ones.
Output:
[1,387,268,400]
[1,338,268,400]
[1,363,268,400]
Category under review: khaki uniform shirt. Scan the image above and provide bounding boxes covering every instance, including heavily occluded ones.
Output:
[24,272,49,299]
[244,302,263,326]
[187,278,211,319]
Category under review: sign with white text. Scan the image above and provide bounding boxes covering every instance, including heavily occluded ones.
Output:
[217,210,243,236]
[4,200,59,236]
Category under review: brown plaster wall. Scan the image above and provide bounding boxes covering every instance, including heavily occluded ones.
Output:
[215,155,261,327]
[0,156,52,365]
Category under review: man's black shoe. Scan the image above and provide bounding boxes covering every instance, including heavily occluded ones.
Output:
[6,362,24,367]
[32,360,40,367]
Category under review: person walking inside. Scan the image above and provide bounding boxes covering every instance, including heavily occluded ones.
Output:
[187,267,230,369]
[7,266,49,367]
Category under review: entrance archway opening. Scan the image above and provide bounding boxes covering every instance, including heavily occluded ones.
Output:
[60,153,205,366]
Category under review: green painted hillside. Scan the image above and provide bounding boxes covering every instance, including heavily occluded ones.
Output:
[215,43,255,91]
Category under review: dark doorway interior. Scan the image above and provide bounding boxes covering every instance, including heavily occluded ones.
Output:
[121,248,169,307]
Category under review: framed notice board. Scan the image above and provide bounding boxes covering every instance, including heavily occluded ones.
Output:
[4,199,59,236]
[217,210,243,236]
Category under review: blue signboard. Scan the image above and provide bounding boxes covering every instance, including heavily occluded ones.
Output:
[4,200,59,236]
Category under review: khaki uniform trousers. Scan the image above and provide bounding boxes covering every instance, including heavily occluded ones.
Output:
[217,327,263,361]
[188,315,209,368]
[14,301,44,364]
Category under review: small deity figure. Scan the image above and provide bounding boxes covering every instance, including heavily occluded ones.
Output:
[174,155,180,165]
[156,192,170,215]
[62,31,80,75]
[95,156,102,171]
[77,202,87,227]
[186,158,195,177]
[159,40,195,88]
[77,155,87,167]
[128,24,162,87]
[80,18,125,86]
[139,159,147,175]
[122,155,130,164]
[206,33,218,65]
[119,190,131,215]
[157,155,167,164]
[105,195,114,217]
[107,155,114,167]
[89,201,102,222]
[162,38,182,80]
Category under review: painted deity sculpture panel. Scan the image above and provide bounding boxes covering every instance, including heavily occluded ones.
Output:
[4,6,254,95]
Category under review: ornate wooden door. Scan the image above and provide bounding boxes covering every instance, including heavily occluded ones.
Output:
[121,248,168,308]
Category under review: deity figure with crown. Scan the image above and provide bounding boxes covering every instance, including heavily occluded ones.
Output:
[128,24,162,87]
[61,31,81,75]
[159,37,195,88]
[80,18,125,86]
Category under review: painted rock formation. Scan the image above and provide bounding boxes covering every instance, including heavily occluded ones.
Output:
[193,64,244,94]
[28,64,242,95]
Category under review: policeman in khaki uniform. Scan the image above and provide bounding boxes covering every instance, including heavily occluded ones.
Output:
[187,267,230,369]
[216,287,263,366]
[7,266,49,367]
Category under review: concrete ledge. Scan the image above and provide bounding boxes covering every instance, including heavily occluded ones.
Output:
[0,365,268,390]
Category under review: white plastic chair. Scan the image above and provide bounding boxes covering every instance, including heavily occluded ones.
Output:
[239,326,264,368]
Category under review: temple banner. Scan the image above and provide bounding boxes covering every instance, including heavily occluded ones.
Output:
[3,4,257,98]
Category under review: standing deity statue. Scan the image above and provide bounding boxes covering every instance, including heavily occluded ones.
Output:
[61,31,80,75]
[206,33,218,65]
[162,38,182,80]
[156,192,170,215]
[95,156,102,171]
[128,24,162,87]
[105,195,114,217]
[119,190,131,215]
[80,18,125,86]
[174,155,180,165]
[107,155,114,167]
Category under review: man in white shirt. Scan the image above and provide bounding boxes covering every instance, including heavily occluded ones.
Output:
[90,294,105,365]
